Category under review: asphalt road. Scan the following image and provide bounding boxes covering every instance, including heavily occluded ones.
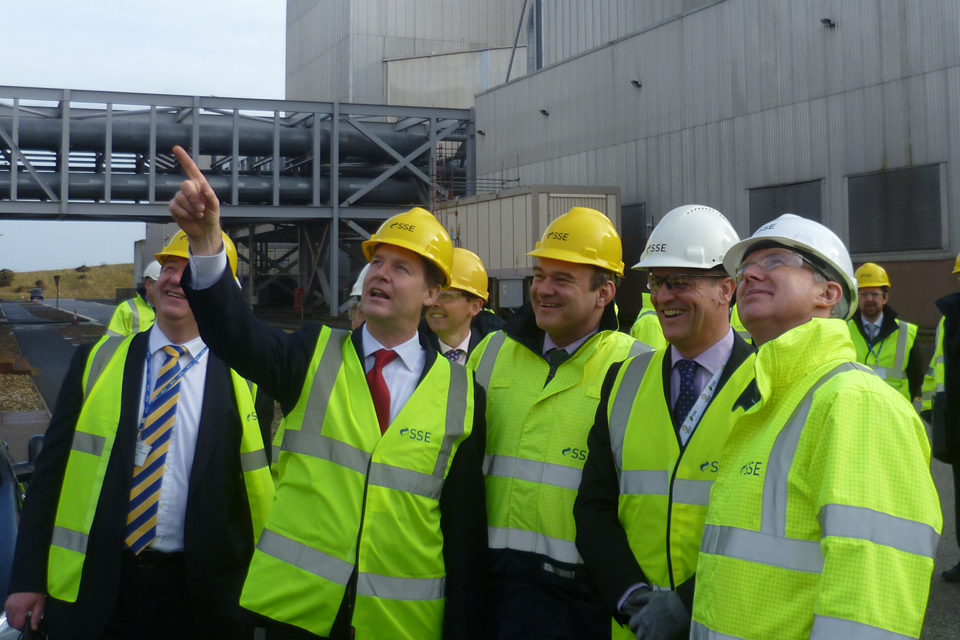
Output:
[40,298,116,326]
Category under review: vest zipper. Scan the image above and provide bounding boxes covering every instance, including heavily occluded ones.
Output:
[340,457,374,638]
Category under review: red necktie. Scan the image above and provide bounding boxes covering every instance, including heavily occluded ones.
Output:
[367,349,399,434]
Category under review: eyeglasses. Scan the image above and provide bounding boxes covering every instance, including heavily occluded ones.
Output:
[735,249,825,284]
[438,290,466,302]
[647,273,725,294]
[859,291,886,300]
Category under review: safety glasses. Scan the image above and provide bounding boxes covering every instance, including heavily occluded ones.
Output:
[647,273,725,294]
[735,249,826,284]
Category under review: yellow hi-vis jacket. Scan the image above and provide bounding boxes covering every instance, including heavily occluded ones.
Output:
[607,347,756,639]
[922,317,945,413]
[106,294,155,337]
[691,319,941,640]
[469,327,648,570]
[47,335,274,603]
[239,327,475,639]
[729,304,752,344]
[847,317,918,401]
[629,293,667,350]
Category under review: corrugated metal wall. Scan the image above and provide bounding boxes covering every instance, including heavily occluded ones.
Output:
[476,0,960,267]
[286,0,527,103]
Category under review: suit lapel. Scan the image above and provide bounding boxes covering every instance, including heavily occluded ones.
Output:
[117,332,150,487]
[188,353,230,499]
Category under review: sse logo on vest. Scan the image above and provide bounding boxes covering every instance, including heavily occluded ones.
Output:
[399,427,431,443]
[561,447,587,461]
[699,460,719,473]
[740,461,763,476]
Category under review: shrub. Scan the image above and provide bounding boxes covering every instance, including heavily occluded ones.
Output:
[75,265,90,273]
[0,269,13,287]
[34,279,45,288]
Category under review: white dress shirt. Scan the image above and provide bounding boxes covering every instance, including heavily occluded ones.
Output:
[139,325,208,552]
[439,331,472,365]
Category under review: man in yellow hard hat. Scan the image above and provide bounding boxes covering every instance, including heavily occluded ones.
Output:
[425,248,504,364]
[691,215,940,640]
[575,205,757,640]
[847,262,923,401]
[5,232,274,640]
[468,207,648,640]
[167,145,488,640]
[922,252,960,581]
[106,260,160,337]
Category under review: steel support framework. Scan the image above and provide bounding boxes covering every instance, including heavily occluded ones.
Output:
[0,86,477,314]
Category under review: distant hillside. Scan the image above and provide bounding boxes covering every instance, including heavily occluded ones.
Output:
[0,264,134,301]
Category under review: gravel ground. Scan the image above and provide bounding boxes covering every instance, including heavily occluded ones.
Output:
[56,324,107,345]
[0,326,44,412]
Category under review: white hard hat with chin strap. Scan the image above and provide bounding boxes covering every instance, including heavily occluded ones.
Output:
[633,204,740,271]
[350,264,370,298]
[722,214,858,320]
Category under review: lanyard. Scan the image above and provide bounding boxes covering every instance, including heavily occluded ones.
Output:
[139,345,208,433]
[865,331,885,363]
[678,364,725,446]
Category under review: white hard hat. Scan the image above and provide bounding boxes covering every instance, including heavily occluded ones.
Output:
[723,214,858,320]
[350,264,370,298]
[142,260,161,281]
[633,205,740,271]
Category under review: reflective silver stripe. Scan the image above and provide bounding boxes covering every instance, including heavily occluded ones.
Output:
[474,331,507,389]
[892,322,911,375]
[936,356,944,367]
[127,299,140,334]
[297,329,349,437]
[356,572,445,601]
[690,622,746,639]
[638,309,657,319]
[369,463,444,499]
[257,528,354,586]
[51,526,88,554]
[488,526,582,564]
[282,430,371,475]
[868,365,905,381]
[620,470,670,496]
[810,615,914,640]
[673,478,713,506]
[484,455,583,491]
[608,351,656,473]
[433,363,469,477]
[84,336,125,399]
[736,330,751,340]
[71,432,106,457]
[922,389,934,402]
[628,341,653,358]
[701,524,824,573]
[818,504,938,559]
[240,449,269,473]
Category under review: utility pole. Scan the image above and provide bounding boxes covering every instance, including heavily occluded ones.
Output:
[54,274,61,310]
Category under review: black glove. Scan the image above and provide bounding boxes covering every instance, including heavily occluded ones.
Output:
[626,589,690,640]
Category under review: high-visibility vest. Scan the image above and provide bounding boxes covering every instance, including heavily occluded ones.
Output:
[47,335,274,602]
[630,293,667,350]
[921,317,945,412]
[470,329,648,569]
[240,327,474,639]
[691,320,941,640]
[106,295,155,337]
[847,317,918,400]
[729,304,752,344]
[607,348,755,640]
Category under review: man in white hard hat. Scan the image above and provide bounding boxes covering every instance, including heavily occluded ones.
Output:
[575,205,757,640]
[106,261,160,336]
[468,207,648,640]
[424,248,504,364]
[691,214,941,640]
[348,264,369,330]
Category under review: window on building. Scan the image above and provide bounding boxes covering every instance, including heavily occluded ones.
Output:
[847,165,942,253]
[748,180,822,233]
[525,0,544,71]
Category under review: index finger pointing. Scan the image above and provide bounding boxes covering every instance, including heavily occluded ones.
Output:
[172,145,206,182]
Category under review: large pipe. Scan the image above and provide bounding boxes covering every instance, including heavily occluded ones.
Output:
[0,171,425,206]
[0,117,430,162]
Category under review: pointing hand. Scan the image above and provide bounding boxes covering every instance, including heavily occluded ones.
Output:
[169,145,223,256]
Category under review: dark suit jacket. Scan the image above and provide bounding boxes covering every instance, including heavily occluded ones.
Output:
[9,331,262,640]
[183,266,489,640]
[573,334,758,620]
[421,308,506,357]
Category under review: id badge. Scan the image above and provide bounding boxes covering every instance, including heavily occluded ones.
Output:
[134,441,152,467]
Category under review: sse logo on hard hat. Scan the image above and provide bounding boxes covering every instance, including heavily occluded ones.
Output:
[546,231,570,242]
[648,243,667,253]
[390,222,417,232]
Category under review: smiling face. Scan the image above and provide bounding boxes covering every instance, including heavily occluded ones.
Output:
[153,257,200,341]
[426,290,482,346]
[362,244,441,339]
[650,268,735,357]
[530,258,614,348]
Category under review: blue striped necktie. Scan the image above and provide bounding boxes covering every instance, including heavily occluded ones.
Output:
[126,345,186,553]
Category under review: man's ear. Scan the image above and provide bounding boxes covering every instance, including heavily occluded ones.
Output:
[468,297,484,318]
[596,281,616,309]
[817,281,844,310]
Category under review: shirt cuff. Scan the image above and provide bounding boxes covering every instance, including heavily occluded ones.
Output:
[618,583,651,612]
[189,246,228,290]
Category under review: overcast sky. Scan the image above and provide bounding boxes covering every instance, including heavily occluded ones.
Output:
[0,0,286,271]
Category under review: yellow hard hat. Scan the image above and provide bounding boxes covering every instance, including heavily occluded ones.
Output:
[361,207,454,286]
[156,230,239,281]
[448,248,489,301]
[953,253,960,274]
[855,262,891,289]
[527,207,624,276]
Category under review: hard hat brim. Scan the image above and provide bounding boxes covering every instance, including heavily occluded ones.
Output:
[527,246,624,277]
[362,237,453,286]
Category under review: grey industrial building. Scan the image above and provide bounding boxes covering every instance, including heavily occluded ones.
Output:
[287,0,960,327]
